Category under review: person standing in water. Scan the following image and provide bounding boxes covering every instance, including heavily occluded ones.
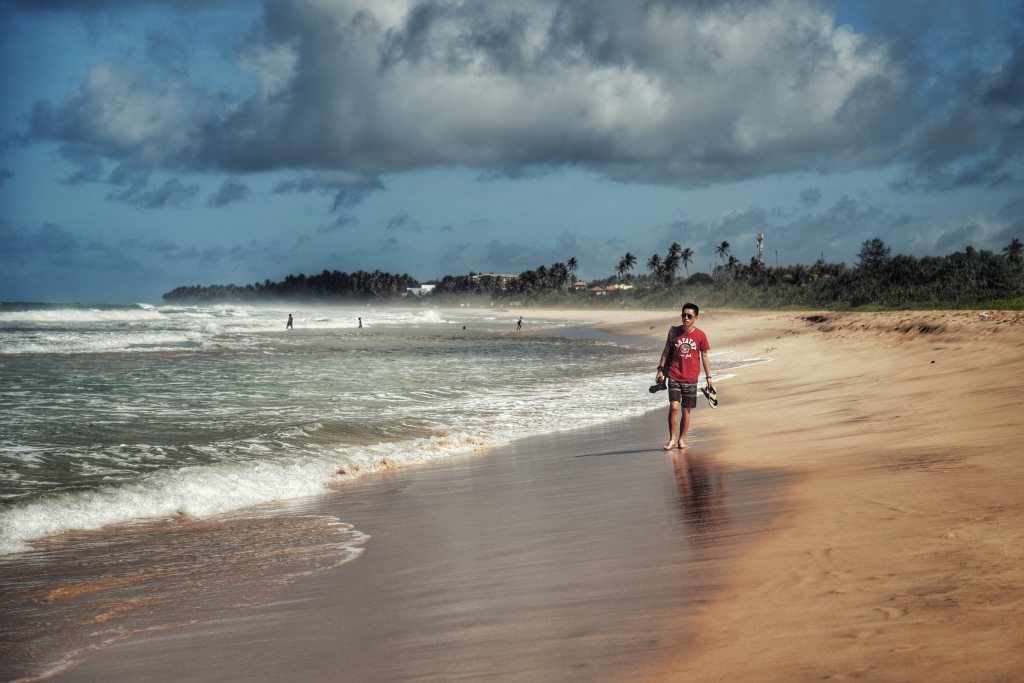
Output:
[286,314,293,330]
[516,316,523,332]
[655,303,712,450]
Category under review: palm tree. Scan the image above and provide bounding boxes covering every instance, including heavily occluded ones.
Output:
[715,241,731,267]
[663,253,680,284]
[1004,238,1023,264]
[617,252,637,283]
[680,247,694,277]
[567,257,579,281]
[664,242,682,284]
[667,242,682,263]
[646,253,663,278]
[549,262,570,289]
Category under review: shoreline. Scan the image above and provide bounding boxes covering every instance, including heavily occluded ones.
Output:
[20,309,785,682]
[8,307,1022,680]
[43,411,794,683]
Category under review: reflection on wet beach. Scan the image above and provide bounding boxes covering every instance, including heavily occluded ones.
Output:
[672,452,730,547]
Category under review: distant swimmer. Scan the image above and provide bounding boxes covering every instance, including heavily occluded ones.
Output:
[358,317,363,328]
[286,314,293,330]
[655,303,713,450]
[516,316,523,332]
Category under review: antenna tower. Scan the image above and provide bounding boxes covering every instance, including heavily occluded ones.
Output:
[756,233,764,263]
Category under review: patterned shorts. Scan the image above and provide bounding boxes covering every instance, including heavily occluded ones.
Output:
[668,378,697,409]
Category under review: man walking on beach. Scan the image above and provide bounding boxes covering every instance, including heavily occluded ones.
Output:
[655,303,712,449]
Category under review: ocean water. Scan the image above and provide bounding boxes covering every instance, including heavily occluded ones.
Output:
[1,302,694,555]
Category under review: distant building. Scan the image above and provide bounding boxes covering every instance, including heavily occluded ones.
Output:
[407,284,436,296]
[590,286,607,295]
[572,281,588,290]
[472,273,518,284]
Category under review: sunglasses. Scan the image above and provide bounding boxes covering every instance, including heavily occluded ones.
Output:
[682,313,695,319]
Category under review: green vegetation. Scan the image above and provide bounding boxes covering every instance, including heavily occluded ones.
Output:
[162,270,419,303]
[163,239,1023,311]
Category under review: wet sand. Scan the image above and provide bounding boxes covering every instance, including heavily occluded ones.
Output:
[43,406,792,682]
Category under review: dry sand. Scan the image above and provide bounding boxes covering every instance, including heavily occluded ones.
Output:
[600,308,1024,682]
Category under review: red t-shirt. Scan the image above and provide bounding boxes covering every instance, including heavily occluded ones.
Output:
[664,326,710,382]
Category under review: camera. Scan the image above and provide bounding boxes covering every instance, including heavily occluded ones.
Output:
[649,378,667,393]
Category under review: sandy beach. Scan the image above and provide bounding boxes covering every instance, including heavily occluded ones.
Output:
[441,306,1024,681]
[629,309,1024,682]
[18,307,1024,681]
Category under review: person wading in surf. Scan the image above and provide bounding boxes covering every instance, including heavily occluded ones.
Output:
[655,303,712,450]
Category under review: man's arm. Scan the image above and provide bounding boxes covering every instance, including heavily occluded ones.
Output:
[656,342,671,381]
[701,349,713,386]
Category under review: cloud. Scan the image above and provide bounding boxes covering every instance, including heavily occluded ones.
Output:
[15,0,1024,194]
[207,178,248,207]
[108,177,200,209]
[0,220,139,270]
[386,210,426,232]
[200,246,225,262]
[227,239,286,264]
[800,188,822,207]
[165,246,199,261]
[273,171,384,210]
[0,169,12,186]
[10,0,904,187]
[317,215,358,234]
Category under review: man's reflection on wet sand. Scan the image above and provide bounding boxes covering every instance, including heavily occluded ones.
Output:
[672,451,729,546]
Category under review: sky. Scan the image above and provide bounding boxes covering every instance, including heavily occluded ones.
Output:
[2,0,1023,303]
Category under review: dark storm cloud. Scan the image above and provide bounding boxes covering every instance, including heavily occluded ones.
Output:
[14,0,1024,190]
[207,178,249,207]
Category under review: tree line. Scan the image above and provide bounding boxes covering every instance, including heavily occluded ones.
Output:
[162,269,420,303]
[163,238,1023,309]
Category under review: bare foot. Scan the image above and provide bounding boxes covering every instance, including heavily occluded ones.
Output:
[679,441,689,449]
[663,440,679,450]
